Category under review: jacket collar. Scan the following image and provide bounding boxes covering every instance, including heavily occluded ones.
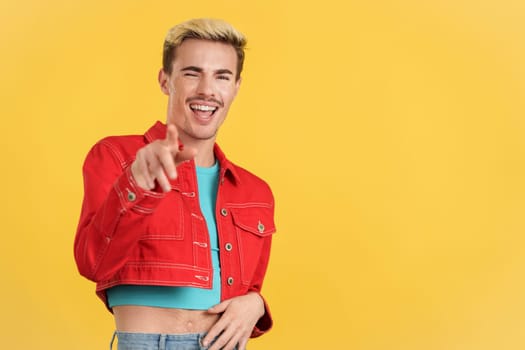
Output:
[144,121,241,184]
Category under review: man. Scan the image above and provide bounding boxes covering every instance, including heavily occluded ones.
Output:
[74,18,276,350]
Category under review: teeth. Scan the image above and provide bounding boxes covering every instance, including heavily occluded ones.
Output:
[190,104,217,112]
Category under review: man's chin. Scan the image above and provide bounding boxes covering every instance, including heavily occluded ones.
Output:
[184,129,218,142]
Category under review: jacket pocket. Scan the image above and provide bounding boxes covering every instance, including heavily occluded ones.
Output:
[230,205,276,285]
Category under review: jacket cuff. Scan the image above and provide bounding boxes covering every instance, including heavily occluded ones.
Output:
[250,292,273,338]
[115,166,165,214]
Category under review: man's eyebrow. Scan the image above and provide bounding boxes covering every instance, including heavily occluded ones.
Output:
[181,66,203,73]
[215,69,234,75]
[180,66,234,76]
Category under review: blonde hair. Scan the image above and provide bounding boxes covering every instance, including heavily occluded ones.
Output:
[163,18,247,80]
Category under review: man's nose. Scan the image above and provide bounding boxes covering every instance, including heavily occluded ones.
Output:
[196,76,214,96]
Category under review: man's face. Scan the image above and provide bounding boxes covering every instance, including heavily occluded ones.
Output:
[159,39,241,143]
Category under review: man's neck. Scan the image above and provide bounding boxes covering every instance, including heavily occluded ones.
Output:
[194,150,216,168]
[181,137,215,167]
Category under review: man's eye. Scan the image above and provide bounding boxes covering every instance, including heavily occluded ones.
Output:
[184,73,198,77]
[217,75,230,81]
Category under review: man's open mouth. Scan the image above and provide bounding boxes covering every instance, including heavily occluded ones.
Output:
[190,104,218,117]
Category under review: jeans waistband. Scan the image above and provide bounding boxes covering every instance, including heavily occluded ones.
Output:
[110,331,210,350]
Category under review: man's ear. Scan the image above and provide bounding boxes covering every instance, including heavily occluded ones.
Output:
[158,69,170,95]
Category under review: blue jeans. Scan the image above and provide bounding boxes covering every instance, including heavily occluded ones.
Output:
[110,331,238,350]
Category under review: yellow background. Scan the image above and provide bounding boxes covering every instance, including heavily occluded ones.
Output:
[1,0,525,349]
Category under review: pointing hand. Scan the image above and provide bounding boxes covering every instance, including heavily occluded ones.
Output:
[131,124,195,192]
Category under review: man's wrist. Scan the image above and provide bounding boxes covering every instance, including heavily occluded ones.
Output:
[247,292,265,318]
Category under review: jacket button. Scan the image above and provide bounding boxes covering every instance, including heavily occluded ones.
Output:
[257,221,265,233]
[225,243,233,251]
[227,277,234,286]
[220,208,228,217]
[127,190,137,202]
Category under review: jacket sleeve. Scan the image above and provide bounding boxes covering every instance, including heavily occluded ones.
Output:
[74,140,165,282]
[248,233,274,337]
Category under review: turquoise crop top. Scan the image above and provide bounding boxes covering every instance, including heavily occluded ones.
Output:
[106,161,221,310]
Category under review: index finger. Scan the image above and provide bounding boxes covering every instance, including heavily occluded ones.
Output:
[165,124,179,147]
[202,316,229,348]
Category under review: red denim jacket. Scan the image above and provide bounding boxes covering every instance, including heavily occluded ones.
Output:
[74,121,276,337]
